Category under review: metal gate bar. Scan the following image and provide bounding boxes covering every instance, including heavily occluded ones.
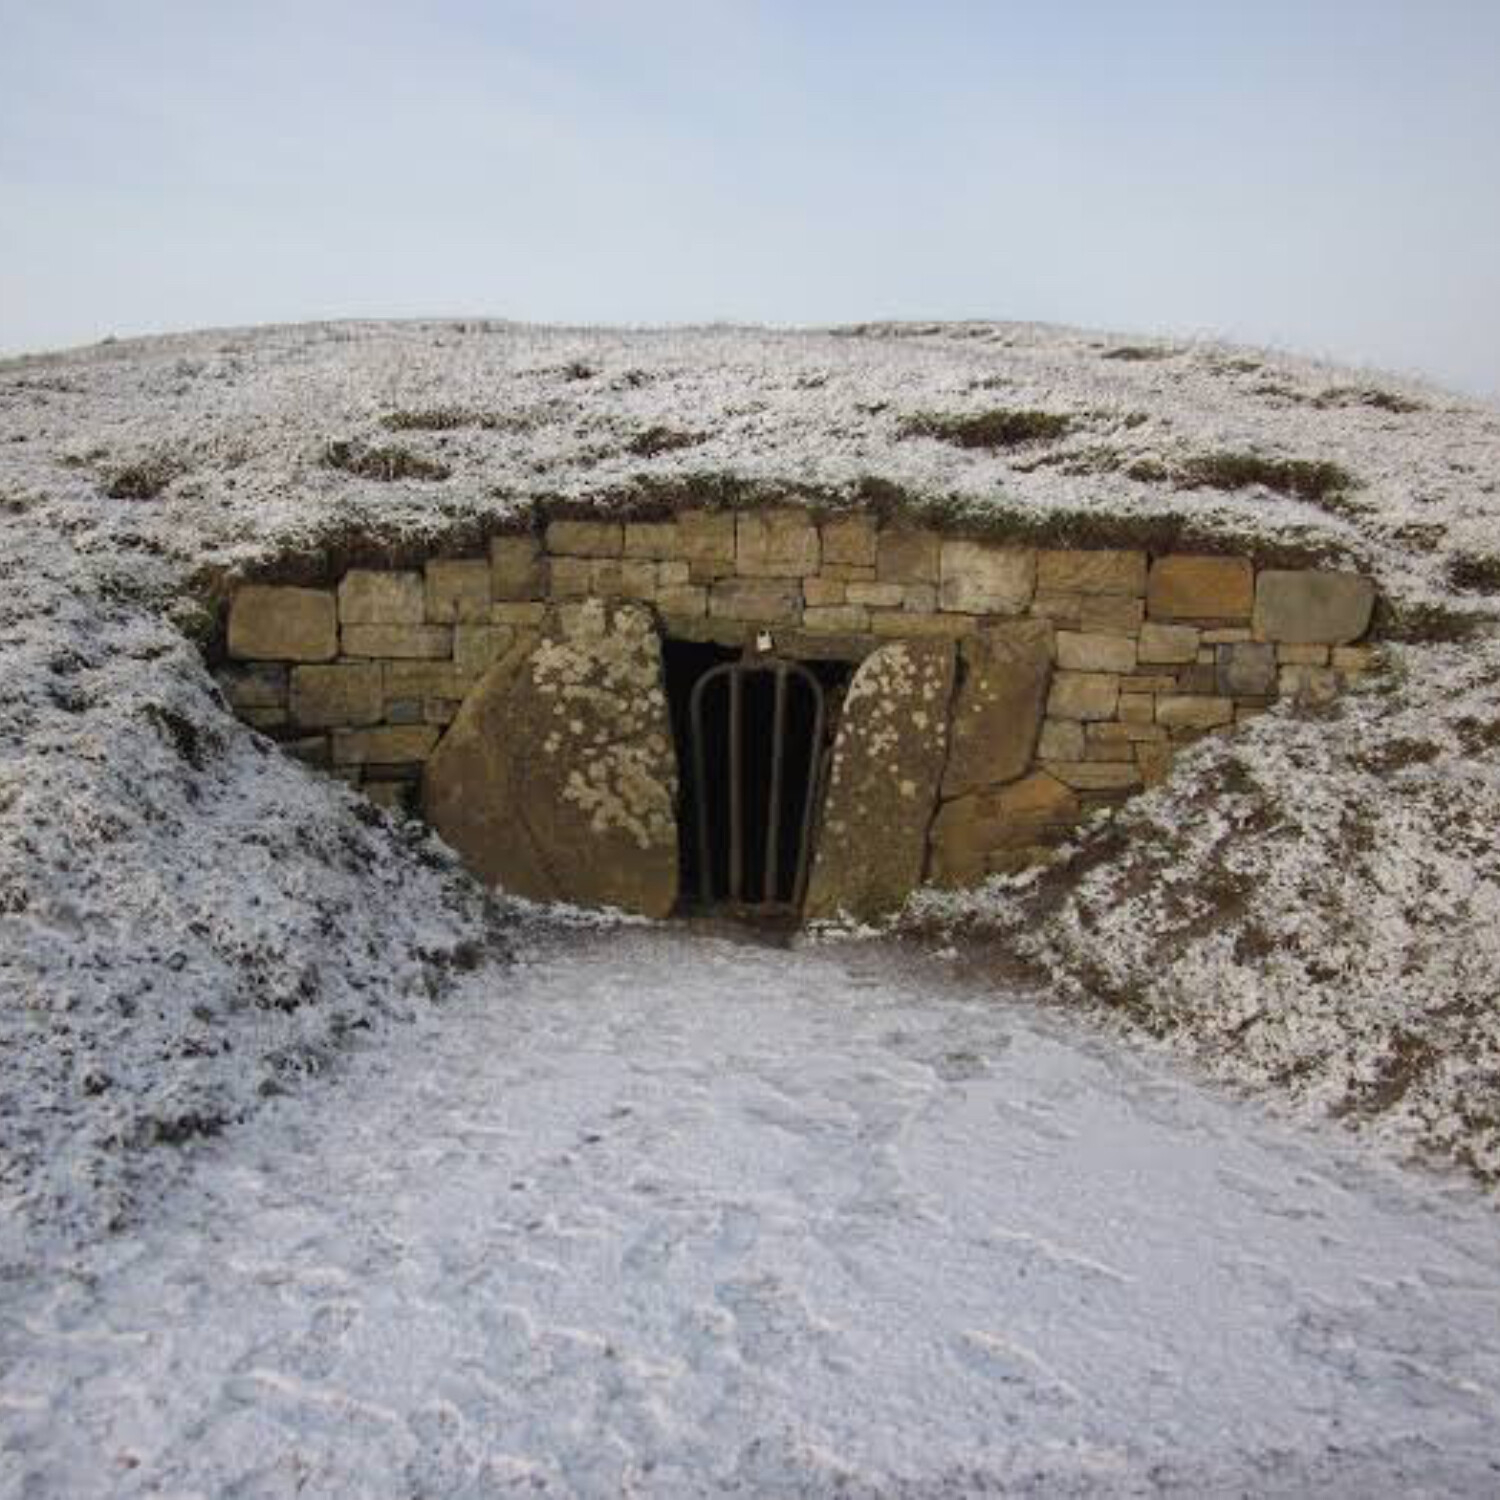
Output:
[688,657,825,911]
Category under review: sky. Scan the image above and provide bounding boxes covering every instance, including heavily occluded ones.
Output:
[2,0,1498,397]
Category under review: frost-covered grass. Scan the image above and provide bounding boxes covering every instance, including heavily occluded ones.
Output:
[1,317,1497,1244]
[902,637,1500,1181]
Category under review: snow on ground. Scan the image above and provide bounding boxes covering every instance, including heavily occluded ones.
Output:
[3,929,1499,1497]
[2,317,1498,1243]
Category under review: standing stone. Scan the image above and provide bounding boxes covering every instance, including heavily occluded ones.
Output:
[227,586,337,662]
[805,640,957,921]
[1253,570,1375,644]
[942,620,1053,798]
[423,600,679,918]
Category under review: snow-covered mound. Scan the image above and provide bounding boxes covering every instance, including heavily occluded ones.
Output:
[1,318,1497,1232]
[0,512,500,1261]
[904,635,1500,1180]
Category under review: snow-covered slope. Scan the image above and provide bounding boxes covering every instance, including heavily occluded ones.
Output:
[1,319,1497,1238]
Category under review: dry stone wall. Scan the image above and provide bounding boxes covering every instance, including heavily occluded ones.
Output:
[217,506,1379,913]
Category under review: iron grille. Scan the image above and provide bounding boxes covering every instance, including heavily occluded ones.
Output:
[687,657,826,912]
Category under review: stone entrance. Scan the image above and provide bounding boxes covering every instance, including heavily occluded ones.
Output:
[215,506,1381,922]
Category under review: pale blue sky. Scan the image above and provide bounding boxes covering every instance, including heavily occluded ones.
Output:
[3,1,1498,395]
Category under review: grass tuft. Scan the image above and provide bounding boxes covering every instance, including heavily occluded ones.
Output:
[899,408,1073,450]
[1175,452,1357,504]
[322,441,451,483]
[625,426,704,458]
[105,455,182,501]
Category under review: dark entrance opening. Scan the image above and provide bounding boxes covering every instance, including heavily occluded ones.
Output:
[662,638,850,917]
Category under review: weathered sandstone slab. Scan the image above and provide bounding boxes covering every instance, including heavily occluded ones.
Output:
[805,640,956,921]
[1147,556,1254,621]
[228,586,337,662]
[942,621,1053,797]
[424,600,679,917]
[1253,570,1375,644]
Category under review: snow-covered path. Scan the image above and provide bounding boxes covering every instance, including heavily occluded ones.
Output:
[4,930,1500,1497]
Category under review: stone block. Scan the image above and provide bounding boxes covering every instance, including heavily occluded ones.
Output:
[338,569,425,625]
[1177,663,1220,694]
[1216,641,1277,697]
[490,601,547,624]
[1044,760,1144,791]
[927,771,1078,887]
[1037,548,1147,596]
[227,586,337,662]
[709,578,801,624]
[548,557,593,597]
[943,620,1053,797]
[490,535,547,600]
[424,699,462,726]
[803,605,869,633]
[1147,555,1254,621]
[736,508,820,577]
[284,736,330,767]
[1136,741,1172,786]
[1280,665,1340,706]
[385,699,422,725]
[803,577,847,607]
[1038,718,1086,761]
[1254,569,1374,644]
[876,529,940,584]
[364,781,414,814]
[1333,645,1380,673]
[384,660,475,701]
[1117,693,1156,724]
[341,624,453,659]
[215,662,288,710]
[1278,643,1330,666]
[902,584,939,612]
[454,624,516,677]
[331,724,440,766]
[590,559,658,600]
[871,611,974,638]
[1202,627,1253,644]
[658,560,690,586]
[821,514,878,567]
[821,563,878,582]
[545,519,622,557]
[425,558,491,623]
[939,541,1036,615]
[290,662,383,728]
[1079,595,1144,634]
[845,581,906,608]
[1046,671,1120,721]
[678,511,737,567]
[623,521,680,559]
[1056,631,1137,673]
[656,584,708,618]
[1032,591,1082,625]
[1155,694,1234,729]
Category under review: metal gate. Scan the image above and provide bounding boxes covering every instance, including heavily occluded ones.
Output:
[688,657,826,913]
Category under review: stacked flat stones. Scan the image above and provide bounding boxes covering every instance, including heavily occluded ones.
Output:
[218,508,1377,882]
